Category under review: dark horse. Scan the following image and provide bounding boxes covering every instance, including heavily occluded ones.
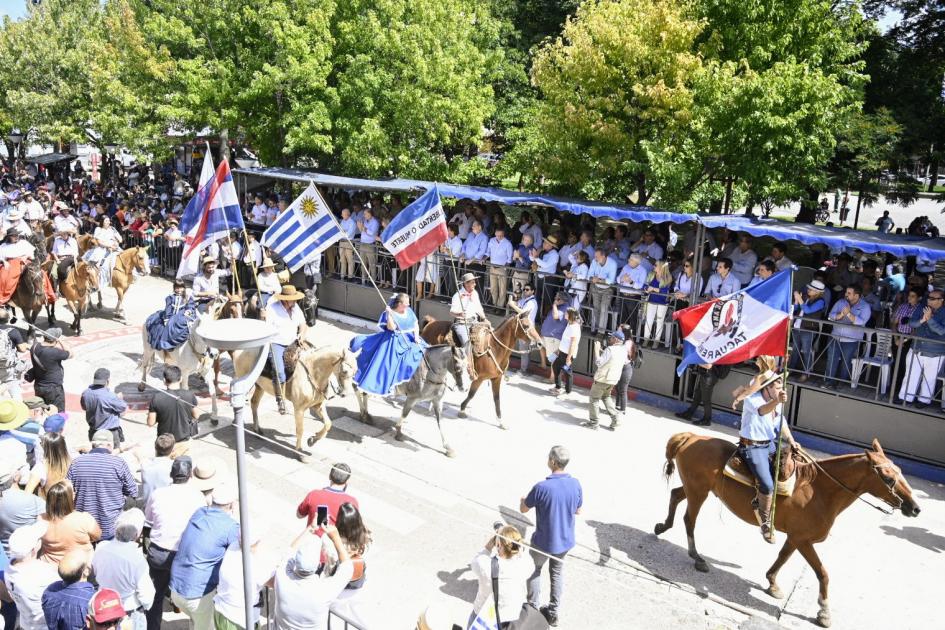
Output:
[12,233,54,332]
[655,434,920,627]
[420,299,542,428]
[355,344,467,457]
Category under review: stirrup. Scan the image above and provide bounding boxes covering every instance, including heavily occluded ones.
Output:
[760,521,776,544]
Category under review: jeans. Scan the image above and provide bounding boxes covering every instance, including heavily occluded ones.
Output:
[527,549,567,616]
[552,354,572,393]
[451,322,470,348]
[614,363,633,412]
[824,339,859,383]
[741,441,777,495]
[270,343,287,384]
[147,543,176,630]
[171,591,215,630]
[789,329,815,372]
[1,598,16,630]
[517,339,531,373]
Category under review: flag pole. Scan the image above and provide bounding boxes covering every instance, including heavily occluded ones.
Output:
[769,268,795,539]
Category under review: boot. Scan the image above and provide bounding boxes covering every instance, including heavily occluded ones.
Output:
[757,493,776,544]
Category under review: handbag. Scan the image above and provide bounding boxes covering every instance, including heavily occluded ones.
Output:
[491,556,549,630]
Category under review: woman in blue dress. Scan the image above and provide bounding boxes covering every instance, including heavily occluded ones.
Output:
[349,293,426,395]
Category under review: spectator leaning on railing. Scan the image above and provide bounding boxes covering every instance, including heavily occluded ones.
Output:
[898,289,945,409]
[821,284,871,389]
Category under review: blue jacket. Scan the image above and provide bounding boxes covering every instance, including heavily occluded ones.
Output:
[909,304,945,355]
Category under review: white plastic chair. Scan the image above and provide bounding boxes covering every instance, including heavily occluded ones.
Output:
[850,329,894,394]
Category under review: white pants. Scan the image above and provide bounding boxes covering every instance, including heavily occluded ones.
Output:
[171,590,215,630]
[643,303,668,344]
[898,348,945,404]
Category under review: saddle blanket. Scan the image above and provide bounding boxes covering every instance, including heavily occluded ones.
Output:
[0,258,55,305]
[723,463,796,497]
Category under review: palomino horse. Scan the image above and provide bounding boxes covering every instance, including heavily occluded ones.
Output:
[210,292,247,397]
[55,260,99,334]
[356,344,467,457]
[234,344,358,462]
[420,300,541,427]
[96,246,150,317]
[656,434,920,627]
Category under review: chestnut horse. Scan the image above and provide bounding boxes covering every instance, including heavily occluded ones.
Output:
[96,246,150,317]
[656,434,920,627]
[420,301,541,427]
[55,260,99,334]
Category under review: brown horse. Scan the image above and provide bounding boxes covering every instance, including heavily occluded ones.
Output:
[55,260,99,334]
[420,301,541,427]
[655,434,920,627]
[11,234,54,330]
[210,293,246,396]
[96,246,150,317]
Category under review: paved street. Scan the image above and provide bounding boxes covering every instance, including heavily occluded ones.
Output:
[35,275,945,630]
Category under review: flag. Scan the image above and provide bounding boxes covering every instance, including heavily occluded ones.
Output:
[381,185,447,270]
[673,270,792,376]
[262,182,341,272]
[177,151,244,278]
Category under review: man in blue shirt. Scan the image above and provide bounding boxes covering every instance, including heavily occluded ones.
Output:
[587,248,618,334]
[357,208,380,283]
[898,289,945,408]
[521,445,582,627]
[531,235,561,307]
[486,226,513,307]
[337,207,357,280]
[169,484,239,630]
[737,375,798,543]
[703,257,741,298]
[510,233,534,295]
[41,549,96,630]
[821,284,871,389]
[81,368,128,447]
[460,220,488,265]
[515,285,539,374]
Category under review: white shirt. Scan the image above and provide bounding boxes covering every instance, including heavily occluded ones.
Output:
[51,237,78,257]
[257,271,282,294]
[773,256,793,271]
[265,206,279,226]
[1,219,31,236]
[192,271,220,297]
[470,551,533,624]
[94,226,120,249]
[729,248,758,285]
[243,240,263,266]
[273,558,353,630]
[0,240,35,260]
[213,548,276,627]
[559,322,582,355]
[92,539,156,612]
[250,203,268,224]
[53,215,79,233]
[3,560,59,630]
[450,288,485,319]
[144,483,206,550]
[20,199,45,221]
[266,300,305,346]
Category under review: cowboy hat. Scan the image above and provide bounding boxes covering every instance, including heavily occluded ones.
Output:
[275,285,305,301]
[460,272,477,284]
[543,234,560,247]
[806,279,826,293]
[0,399,29,431]
[53,200,69,211]
[260,257,276,270]
[201,256,218,266]
[739,369,782,401]
[5,208,23,221]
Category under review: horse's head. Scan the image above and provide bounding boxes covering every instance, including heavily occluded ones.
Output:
[508,296,542,346]
[334,346,359,396]
[133,247,151,275]
[219,293,244,319]
[865,438,920,518]
[449,345,467,392]
[302,289,319,326]
[78,261,99,290]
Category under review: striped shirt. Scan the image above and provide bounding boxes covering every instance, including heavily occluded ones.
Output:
[66,450,137,540]
[41,580,95,630]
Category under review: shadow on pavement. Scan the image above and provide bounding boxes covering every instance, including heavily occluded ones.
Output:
[436,567,478,603]
[498,505,533,539]
[880,524,945,553]
[584,519,784,618]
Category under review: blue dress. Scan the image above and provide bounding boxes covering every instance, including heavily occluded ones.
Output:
[145,295,197,351]
[350,308,426,395]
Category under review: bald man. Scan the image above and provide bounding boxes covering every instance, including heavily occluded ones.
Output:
[42,549,96,630]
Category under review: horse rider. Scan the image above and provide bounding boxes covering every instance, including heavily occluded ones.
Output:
[192,257,221,313]
[737,371,799,543]
[1,206,32,237]
[52,201,80,234]
[83,215,122,287]
[265,284,308,414]
[161,280,191,324]
[449,272,485,352]
[0,229,35,266]
[50,227,79,287]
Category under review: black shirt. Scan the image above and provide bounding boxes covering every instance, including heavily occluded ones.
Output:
[31,343,69,386]
[0,324,25,349]
[148,388,198,442]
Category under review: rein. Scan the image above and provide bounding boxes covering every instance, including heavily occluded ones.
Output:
[488,316,531,355]
[796,447,901,515]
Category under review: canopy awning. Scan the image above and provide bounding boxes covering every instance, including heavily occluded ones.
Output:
[26,153,73,166]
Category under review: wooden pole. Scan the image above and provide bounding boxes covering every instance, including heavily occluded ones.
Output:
[769,269,795,537]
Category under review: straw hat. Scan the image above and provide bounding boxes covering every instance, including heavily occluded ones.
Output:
[202,256,218,266]
[274,285,304,301]
[543,234,560,247]
[460,272,477,284]
[0,400,29,431]
[260,257,276,270]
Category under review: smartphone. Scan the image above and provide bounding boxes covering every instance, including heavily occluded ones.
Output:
[316,504,329,527]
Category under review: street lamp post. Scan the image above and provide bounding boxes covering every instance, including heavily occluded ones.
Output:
[7,129,23,169]
[196,318,274,630]
[104,143,117,184]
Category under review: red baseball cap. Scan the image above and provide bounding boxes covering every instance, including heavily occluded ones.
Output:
[88,588,125,624]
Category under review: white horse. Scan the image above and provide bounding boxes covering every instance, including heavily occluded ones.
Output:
[137,310,219,419]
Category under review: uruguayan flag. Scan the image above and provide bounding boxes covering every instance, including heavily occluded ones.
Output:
[262,183,342,272]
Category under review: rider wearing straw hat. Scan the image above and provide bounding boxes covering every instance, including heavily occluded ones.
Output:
[256,257,282,312]
[192,257,220,312]
[265,285,308,414]
[736,369,799,543]
[449,272,485,350]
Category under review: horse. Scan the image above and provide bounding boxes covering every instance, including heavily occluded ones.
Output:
[210,292,247,396]
[95,246,150,318]
[355,344,467,457]
[655,434,920,627]
[419,299,541,428]
[234,344,358,462]
[11,234,54,332]
[55,260,99,334]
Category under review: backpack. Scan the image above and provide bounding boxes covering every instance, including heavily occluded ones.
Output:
[0,328,23,373]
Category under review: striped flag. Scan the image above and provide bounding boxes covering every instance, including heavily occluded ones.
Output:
[262,182,341,272]
[381,185,447,269]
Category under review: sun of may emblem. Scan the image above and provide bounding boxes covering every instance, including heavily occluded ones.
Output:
[300,196,317,218]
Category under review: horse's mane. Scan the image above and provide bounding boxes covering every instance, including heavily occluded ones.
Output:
[794,451,866,488]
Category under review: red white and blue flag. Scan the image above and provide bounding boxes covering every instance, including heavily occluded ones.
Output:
[381,185,447,270]
[674,270,792,376]
[176,149,244,278]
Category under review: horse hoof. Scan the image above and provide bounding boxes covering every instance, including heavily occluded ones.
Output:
[299,453,311,464]
[445,446,456,458]
[817,611,831,628]
[693,559,709,573]
[361,415,375,426]
[210,417,219,426]
[457,410,467,419]
[498,422,507,430]
[654,523,667,536]
[136,383,145,393]
[394,430,405,442]
[766,585,784,600]
[306,436,317,448]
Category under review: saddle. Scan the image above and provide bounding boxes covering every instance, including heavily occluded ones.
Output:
[260,341,301,382]
[468,322,492,357]
[723,442,798,497]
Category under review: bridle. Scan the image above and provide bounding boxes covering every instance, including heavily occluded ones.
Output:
[488,315,536,355]
[796,446,902,515]
[298,350,348,401]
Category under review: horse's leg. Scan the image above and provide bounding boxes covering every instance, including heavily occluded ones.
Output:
[293,404,311,463]
[796,542,831,627]
[765,538,797,600]
[394,396,418,441]
[432,395,454,458]
[490,377,505,429]
[681,486,711,572]
[114,287,125,318]
[357,391,373,425]
[653,486,686,536]
[250,384,264,434]
[457,378,484,418]
[212,355,225,397]
[309,402,332,446]
[47,301,55,326]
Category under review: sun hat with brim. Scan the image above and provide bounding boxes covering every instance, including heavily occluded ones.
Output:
[202,257,218,266]
[806,279,826,293]
[192,458,220,491]
[460,272,477,284]
[275,285,304,301]
[6,209,22,220]
[0,399,29,431]
[741,369,782,400]
[8,520,48,561]
[260,257,276,270]
[88,588,125,624]
[543,234,560,247]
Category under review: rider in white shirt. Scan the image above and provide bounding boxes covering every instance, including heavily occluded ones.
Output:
[450,272,485,350]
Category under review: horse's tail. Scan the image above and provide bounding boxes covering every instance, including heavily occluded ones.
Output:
[664,432,694,479]
[420,315,436,334]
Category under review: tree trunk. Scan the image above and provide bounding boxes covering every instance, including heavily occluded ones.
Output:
[795,188,819,224]
[635,173,649,205]
[928,157,939,193]
[723,177,733,214]
[853,178,866,229]
[219,128,231,165]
